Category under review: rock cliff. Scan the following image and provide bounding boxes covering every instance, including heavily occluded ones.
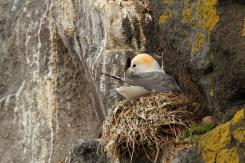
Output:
[0,0,244,162]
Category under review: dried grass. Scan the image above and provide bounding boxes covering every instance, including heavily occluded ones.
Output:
[100,92,199,162]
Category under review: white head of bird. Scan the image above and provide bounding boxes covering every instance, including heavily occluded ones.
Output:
[127,53,165,73]
[114,53,172,100]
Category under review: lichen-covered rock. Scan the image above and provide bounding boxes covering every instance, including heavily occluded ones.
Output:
[199,109,245,163]
[156,0,245,120]
[169,109,244,163]
[1,0,245,162]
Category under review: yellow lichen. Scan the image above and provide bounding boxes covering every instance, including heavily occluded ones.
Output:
[199,109,244,162]
[163,0,173,4]
[216,148,239,163]
[182,0,219,32]
[209,88,215,97]
[182,7,192,25]
[242,19,245,36]
[197,0,219,32]
[232,109,244,124]
[182,0,219,53]
[192,33,205,53]
[199,122,231,163]
[233,127,245,142]
[159,10,173,24]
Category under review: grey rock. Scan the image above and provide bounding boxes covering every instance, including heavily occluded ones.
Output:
[169,148,203,163]
[1,0,245,162]
[68,139,108,163]
[155,0,245,121]
[0,0,100,162]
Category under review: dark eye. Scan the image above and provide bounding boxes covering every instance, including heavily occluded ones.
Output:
[133,64,136,68]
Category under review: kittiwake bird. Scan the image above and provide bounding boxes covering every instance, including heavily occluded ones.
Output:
[103,53,181,100]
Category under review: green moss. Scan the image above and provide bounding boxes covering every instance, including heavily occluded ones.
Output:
[187,123,214,137]
[186,123,214,144]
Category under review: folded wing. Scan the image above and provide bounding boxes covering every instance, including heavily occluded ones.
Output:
[123,71,181,93]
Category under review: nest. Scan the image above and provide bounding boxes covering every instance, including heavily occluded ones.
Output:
[101,92,199,162]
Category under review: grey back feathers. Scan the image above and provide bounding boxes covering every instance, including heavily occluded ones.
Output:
[124,71,181,93]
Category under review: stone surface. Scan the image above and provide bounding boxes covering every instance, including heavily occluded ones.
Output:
[169,109,244,163]
[199,109,245,163]
[0,0,100,162]
[1,0,245,162]
[155,0,245,120]
[169,148,203,163]
[68,139,108,163]
[75,0,163,112]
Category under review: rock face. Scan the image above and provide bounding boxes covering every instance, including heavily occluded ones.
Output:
[156,0,245,120]
[169,148,203,163]
[169,109,245,163]
[0,0,100,162]
[198,109,245,163]
[68,139,108,163]
[0,0,245,162]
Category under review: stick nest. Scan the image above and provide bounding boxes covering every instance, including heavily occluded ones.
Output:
[101,93,199,162]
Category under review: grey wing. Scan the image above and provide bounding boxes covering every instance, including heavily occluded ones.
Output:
[124,71,181,93]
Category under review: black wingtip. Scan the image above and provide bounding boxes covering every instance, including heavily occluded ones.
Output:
[101,72,133,85]
[101,72,122,81]
[125,57,131,72]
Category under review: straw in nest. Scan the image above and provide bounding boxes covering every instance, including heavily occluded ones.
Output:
[101,92,198,162]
